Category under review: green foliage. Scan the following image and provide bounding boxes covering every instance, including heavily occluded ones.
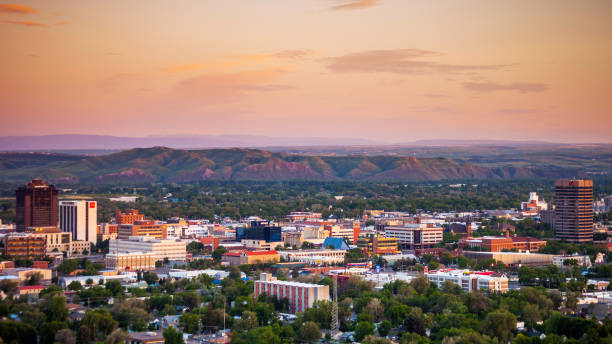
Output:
[163,326,185,344]
[355,321,375,341]
[0,320,37,344]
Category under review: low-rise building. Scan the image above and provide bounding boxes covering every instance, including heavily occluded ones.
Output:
[279,249,347,265]
[105,252,156,271]
[254,273,330,313]
[383,223,443,249]
[240,239,283,250]
[118,221,167,240]
[3,233,46,259]
[426,269,508,293]
[222,250,280,266]
[357,236,399,256]
[553,254,592,268]
[2,267,52,283]
[109,236,187,262]
[463,251,554,267]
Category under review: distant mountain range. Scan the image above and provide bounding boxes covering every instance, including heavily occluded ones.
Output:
[0,147,585,184]
[0,134,581,151]
[0,134,384,150]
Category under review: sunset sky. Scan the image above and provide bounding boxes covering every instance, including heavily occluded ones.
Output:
[1,0,611,143]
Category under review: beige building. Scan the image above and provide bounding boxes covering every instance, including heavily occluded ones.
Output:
[241,239,283,250]
[109,236,187,262]
[463,251,554,267]
[105,252,156,271]
[3,268,52,283]
[254,273,330,313]
[278,249,346,264]
[71,240,92,255]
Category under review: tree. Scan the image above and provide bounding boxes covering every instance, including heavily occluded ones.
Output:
[355,321,375,341]
[410,276,430,295]
[25,272,42,285]
[0,280,18,296]
[404,308,427,336]
[105,280,123,296]
[40,321,68,344]
[299,321,321,343]
[521,304,541,330]
[187,241,204,255]
[163,327,185,344]
[68,281,83,291]
[378,319,392,337]
[236,311,258,332]
[54,328,76,344]
[143,272,159,285]
[82,309,118,340]
[105,328,128,344]
[42,295,69,322]
[482,310,516,342]
[212,246,227,261]
[364,298,384,322]
[76,325,91,344]
[180,313,200,334]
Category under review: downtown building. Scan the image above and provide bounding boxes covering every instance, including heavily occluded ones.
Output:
[254,273,330,313]
[383,223,443,249]
[15,179,58,231]
[554,179,593,242]
[109,236,187,262]
[59,200,98,245]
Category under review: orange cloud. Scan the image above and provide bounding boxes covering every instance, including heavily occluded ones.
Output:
[55,21,68,26]
[0,4,37,14]
[331,0,381,11]
[163,63,208,74]
[2,20,46,27]
[177,67,293,101]
[326,49,507,74]
[463,82,549,93]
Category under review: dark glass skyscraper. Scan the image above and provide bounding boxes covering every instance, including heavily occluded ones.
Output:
[15,179,59,231]
[554,179,593,242]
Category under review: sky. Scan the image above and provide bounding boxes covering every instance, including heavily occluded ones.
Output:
[0,0,611,143]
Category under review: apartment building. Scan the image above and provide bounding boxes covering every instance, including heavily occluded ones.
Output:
[3,233,46,259]
[254,273,330,313]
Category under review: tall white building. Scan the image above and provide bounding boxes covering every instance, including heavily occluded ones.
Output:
[59,200,97,245]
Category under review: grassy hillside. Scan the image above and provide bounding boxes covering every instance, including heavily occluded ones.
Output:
[0,147,586,184]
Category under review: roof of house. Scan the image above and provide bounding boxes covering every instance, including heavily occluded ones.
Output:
[18,285,45,291]
[323,237,349,250]
[245,250,278,256]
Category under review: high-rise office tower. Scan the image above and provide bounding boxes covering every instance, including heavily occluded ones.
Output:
[59,200,98,244]
[555,179,593,242]
[15,179,59,231]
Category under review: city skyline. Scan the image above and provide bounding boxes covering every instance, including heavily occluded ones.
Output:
[1,1,611,143]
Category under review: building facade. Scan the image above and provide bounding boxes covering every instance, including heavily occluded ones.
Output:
[105,252,156,271]
[357,236,399,256]
[116,209,145,224]
[15,179,58,231]
[383,224,443,249]
[3,233,46,259]
[118,221,167,240]
[426,269,508,293]
[59,200,97,244]
[109,236,186,261]
[254,273,330,313]
[555,179,593,242]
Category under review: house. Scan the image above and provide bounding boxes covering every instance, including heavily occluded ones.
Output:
[16,285,45,298]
